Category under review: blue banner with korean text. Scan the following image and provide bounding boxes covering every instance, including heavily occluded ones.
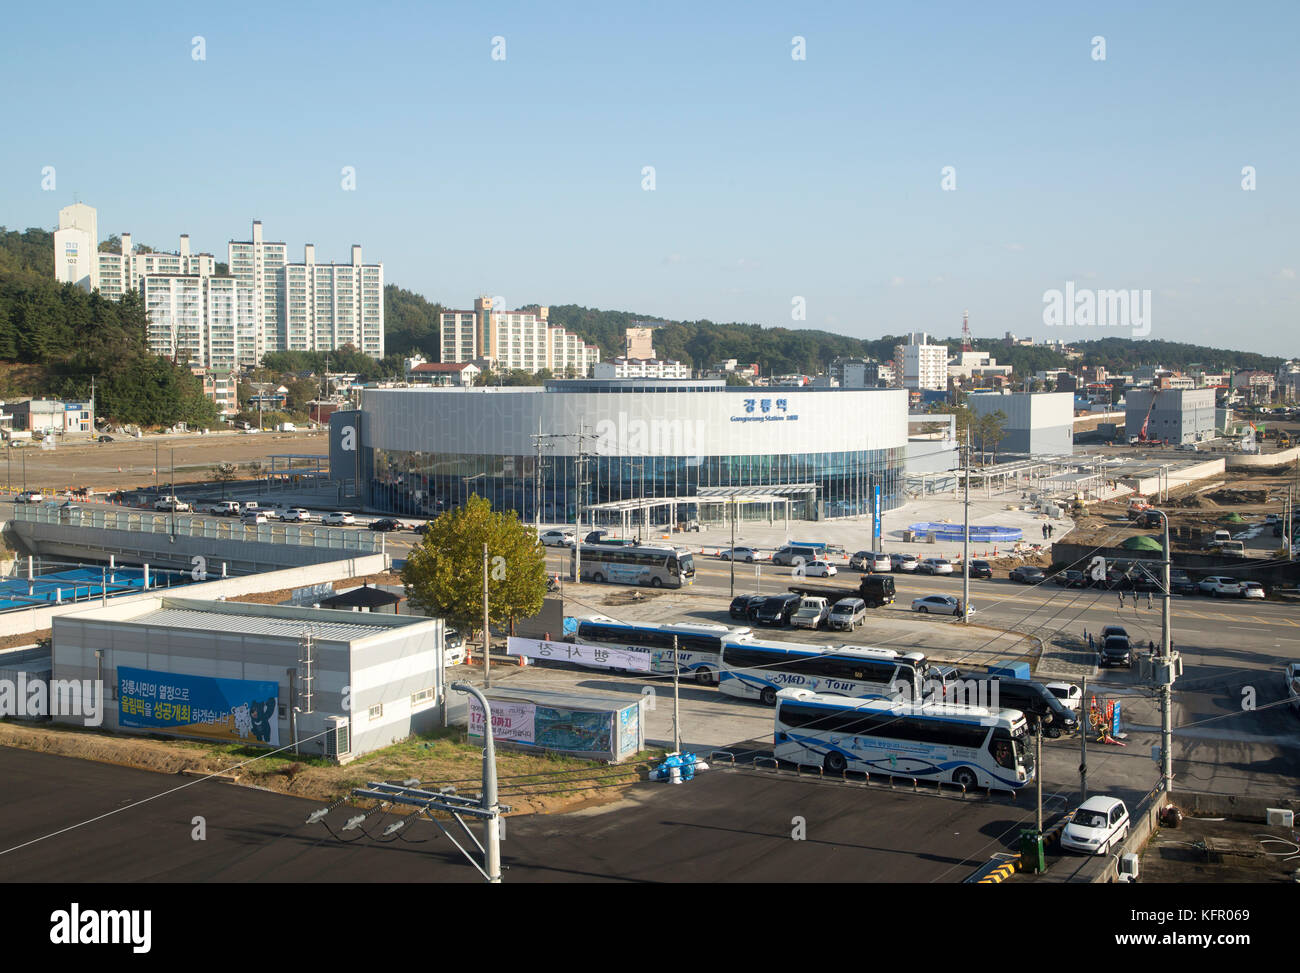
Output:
[118,666,280,746]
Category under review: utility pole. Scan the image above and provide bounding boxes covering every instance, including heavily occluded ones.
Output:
[672,633,681,753]
[729,499,736,599]
[1035,722,1044,841]
[962,429,970,623]
[482,542,491,689]
[1079,674,1088,804]
[1159,510,1174,792]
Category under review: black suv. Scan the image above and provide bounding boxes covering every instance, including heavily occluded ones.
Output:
[968,560,993,579]
[1010,566,1045,584]
[368,518,403,532]
[729,594,766,621]
[1100,635,1132,668]
[1169,570,1198,596]
[754,593,800,626]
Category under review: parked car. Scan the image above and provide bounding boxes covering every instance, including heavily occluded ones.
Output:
[444,627,467,666]
[729,594,766,621]
[96,435,114,443]
[1100,625,1128,641]
[960,675,1078,737]
[1198,576,1241,597]
[802,560,838,578]
[279,507,313,523]
[369,518,404,532]
[772,544,824,567]
[827,597,868,631]
[539,529,575,547]
[241,510,269,525]
[322,511,356,526]
[155,496,191,512]
[890,553,919,572]
[968,559,993,580]
[911,594,967,616]
[1045,681,1083,711]
[1169,570,1198,596]
[849,551,874,571]
[754,593,801,627]
[15,491,43,504]
[720,546,758,562]
[1009,565,1046,584]
[1053,569,1086,588]
[1061,796,1130,856]
[1100,635,1132,668]
[1240,581,1266,599]
[1266,513,1279,524]
[917,558,954,575]
[791,597,831,630]
[209,501,241,516]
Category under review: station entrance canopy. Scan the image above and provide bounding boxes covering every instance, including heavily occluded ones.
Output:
[585,483,820,533]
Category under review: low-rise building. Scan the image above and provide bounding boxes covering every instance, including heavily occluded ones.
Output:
[406,360,480,386]
[9,398,95,436]
[593,358,691,380]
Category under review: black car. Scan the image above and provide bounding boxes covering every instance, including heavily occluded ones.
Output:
[96,435,114,443]
[849,551,874,571]
[369,518,403,532]
[1053,570,1086,588]
[1010,566,1045,584]
[754,593,800,626]
[968,560,993,580]
[729,594,766,621]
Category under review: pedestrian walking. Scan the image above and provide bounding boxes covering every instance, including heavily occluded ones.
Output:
[1042,523,1048,539]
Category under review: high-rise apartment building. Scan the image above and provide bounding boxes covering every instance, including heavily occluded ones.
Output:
[896,332,948,391]
[283,244,384,359]
[227,220,287,359]
[53,203,99,292]
[440,297,600,375]
[97,233,217,301]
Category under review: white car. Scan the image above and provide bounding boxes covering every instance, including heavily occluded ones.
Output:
[15,491,43,504]
[209,501,241,517]
[1199,576,1241,597]
[241,510,268,525]
[911,594,968,616]
[890,553,918,572]
[155,495,191,512]
[539,530,575,547]
[791,597,830,629]
[720,546,758,562]
[279,507,313,522]
[1239,581,1265,599]
[803,560,838,578]
[322,511,355,526]
[918,558,954,575]
[1061,796,1130,856]
[1046,681,1083,712]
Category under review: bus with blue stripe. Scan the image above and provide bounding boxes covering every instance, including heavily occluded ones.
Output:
[573,617,751,685]
[774,688,1033,790]
[718,639,927,706]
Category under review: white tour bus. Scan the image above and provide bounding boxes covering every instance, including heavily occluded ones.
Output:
[774,688,1033,790]
[718,638,927,706]
[571,543,695,588]
[573,616,750,684]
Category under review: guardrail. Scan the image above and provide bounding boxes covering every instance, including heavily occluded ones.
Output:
[11,503,386,555]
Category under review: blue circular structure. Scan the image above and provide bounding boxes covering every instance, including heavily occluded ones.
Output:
[907,522,1023,543]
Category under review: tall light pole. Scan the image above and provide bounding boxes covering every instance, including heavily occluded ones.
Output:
[451,682,502,883]
[729,498,736,599]
[961,429,970,623]
[1158,509,1174,792]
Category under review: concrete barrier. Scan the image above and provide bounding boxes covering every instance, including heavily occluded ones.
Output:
[1227,446,1300,470]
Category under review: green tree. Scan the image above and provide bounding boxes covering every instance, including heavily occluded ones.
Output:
[213,462,238,498]
[401,495,547,638]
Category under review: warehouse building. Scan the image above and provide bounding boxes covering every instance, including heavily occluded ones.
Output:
[1124,388,1217,445]
[968,391,1074,457]
[329,379,912,523]
[52,597,445,762]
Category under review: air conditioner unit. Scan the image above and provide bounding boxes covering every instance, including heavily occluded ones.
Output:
[324,715,351,759]
[1267,808,1295,827]
[1118,853,1139,881]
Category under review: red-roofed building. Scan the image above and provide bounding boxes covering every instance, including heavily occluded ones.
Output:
[406,360,481,387]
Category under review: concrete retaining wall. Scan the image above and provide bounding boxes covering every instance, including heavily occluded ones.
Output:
[1227,446,1300,469]
[1093,785,1166,883]
[0,553,388,638]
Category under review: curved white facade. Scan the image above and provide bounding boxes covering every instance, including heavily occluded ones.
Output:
[336,381,909,523]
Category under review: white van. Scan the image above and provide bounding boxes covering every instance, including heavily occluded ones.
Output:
[1212,529,1232,545]
[1218,540,1245,556]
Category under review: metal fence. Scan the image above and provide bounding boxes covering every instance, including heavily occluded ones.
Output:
[11,503,386,555]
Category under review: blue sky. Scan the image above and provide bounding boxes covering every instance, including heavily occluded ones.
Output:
[2,1,1296,353]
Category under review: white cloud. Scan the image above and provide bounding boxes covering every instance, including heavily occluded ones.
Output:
[1278,268,1296,281]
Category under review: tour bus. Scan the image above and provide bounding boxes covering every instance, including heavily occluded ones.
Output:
[573,616,751,684]
[718,638,927,706]
[571,543,695,588]
[774,688,1033,790]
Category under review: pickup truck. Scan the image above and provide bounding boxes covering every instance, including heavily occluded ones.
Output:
[788,573,895,608]
[790,597,830,630]
[155,496,192,512]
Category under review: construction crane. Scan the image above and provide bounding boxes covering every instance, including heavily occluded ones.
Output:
[1138,388,1159,443]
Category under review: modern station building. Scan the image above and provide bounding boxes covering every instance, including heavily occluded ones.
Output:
[330,379,911,523]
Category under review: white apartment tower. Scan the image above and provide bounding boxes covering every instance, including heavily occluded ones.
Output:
[228,220,287,358]
[900,332,948,391]
[53,203,99,292]
[283,243,384,358]
[97,232,217,301]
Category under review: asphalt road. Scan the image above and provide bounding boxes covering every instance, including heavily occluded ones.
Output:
[0,747,1043,883]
